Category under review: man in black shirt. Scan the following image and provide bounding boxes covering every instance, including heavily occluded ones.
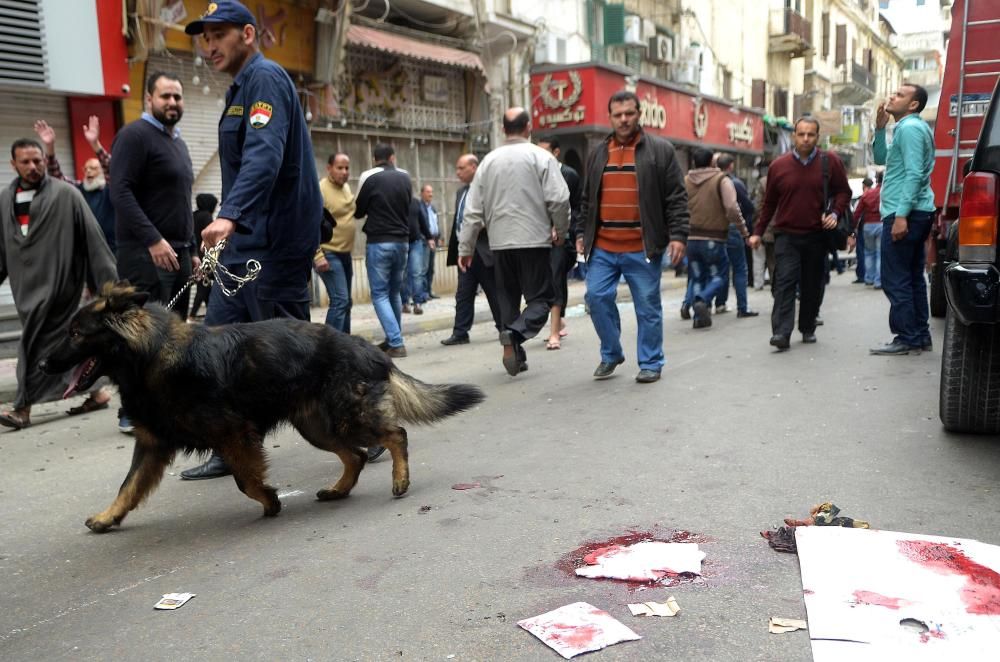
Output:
[109,70,196,434]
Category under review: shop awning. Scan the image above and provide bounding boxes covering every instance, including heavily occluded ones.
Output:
[346,24,484,73]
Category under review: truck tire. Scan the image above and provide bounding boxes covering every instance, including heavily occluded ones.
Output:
[940,309,1000,433]
[930,260,947,318]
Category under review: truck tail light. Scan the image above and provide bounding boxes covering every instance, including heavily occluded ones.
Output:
[958,172,999,263]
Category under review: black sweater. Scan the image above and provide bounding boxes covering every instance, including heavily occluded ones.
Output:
[110,118,195,248]
[354,164,412,243]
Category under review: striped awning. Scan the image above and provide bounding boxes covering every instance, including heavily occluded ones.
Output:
[346,24,484,73]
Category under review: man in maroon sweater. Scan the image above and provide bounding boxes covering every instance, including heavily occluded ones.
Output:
[749,117,851,350]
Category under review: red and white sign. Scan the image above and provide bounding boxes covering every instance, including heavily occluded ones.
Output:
[531,65,765,153]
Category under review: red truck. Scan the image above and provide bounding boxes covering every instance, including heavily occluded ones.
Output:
[929,0,1000,317]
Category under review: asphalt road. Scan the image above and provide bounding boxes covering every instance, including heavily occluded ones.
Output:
[3,276,999,661]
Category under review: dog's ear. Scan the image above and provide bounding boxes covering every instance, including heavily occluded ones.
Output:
[130,291,150,307]
[105,287,147,313]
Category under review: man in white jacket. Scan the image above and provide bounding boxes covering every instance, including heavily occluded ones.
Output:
[458,107,570,376]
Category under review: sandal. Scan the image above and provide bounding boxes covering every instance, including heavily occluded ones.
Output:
[545,338,561,350]
[0,409,31,430]
[66,397,110,416]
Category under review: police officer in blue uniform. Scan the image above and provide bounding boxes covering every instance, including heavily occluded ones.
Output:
[181,0,323,480]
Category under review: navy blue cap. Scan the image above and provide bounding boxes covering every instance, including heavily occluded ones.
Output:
[185,1,257,35]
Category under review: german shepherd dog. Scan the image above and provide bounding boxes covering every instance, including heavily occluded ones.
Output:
[41,282,485,533]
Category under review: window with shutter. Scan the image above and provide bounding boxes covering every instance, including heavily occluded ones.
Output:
[752,79,766,109]
[822,12,830,58]
[603,4,625,45]
[835,24,847,67]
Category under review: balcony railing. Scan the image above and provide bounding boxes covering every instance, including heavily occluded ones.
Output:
[848,61,875,92]
[769,9,812,57]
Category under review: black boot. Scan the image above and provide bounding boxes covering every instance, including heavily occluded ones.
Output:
[180,453,232,480]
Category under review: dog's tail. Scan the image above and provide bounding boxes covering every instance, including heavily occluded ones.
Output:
[386,368,485,424]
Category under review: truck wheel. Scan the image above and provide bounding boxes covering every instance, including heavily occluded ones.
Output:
[930,260,946,318]
[940,309,1000,433]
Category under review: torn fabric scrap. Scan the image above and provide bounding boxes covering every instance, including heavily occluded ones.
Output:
[517,602,641,659]
[575,541,705,582]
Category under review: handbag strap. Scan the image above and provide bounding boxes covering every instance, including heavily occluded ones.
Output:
[820,151,830,214]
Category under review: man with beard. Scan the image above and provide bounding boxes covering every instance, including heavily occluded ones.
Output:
[0,139,117,429]
[179,0,323,479]
[33,116,116,251]
[109,71,196,433]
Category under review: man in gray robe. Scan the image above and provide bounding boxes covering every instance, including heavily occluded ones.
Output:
[0,138,117,429]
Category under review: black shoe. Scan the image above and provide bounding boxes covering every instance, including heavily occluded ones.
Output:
[441,334,470,346]
[367,445,387,462]
[635,369,661,383]
[870,340,918,355]
[499,330,524,376]
[874,285,883,290]
[181,454,232,480]
[802,333,817,344]
[770,335,790,351]
[852,278,865,284]
[428,293,440,300]
[680,304,691,320]
[692,301,711,328]
[737,309,759,318]
[815,316,824,326]
[593,358,625,379]
[922,341,933,352]
[377,340,390,351]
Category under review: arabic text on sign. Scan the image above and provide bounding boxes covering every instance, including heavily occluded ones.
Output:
[540,106,586,127]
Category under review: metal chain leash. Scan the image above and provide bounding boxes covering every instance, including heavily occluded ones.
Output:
[164,239,262,311]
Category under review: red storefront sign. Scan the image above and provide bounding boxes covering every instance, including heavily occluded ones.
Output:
[531,65,764,153]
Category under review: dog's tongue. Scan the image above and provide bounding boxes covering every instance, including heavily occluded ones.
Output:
[62,360,89,399]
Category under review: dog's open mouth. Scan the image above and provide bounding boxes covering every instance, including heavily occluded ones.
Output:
[63,357,102,399]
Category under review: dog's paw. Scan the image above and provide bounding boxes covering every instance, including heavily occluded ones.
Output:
[85,515,115,533]
[316,488,349,501]
[392,478,410,497]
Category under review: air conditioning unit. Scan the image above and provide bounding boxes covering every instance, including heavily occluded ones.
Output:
[648,35,673,63]
[623,15,644,46]
[535,33,567,64]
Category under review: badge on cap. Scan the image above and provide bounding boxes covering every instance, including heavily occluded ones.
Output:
[249,101,272,129]
[205,2,218,15]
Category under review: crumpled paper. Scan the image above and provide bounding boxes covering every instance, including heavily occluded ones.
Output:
[628,596,681,617]
[769,617,808,633]
[517,602,641,659]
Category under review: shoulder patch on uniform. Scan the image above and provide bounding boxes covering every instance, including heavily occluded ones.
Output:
[249,101,272,129]
[226,105,244,117]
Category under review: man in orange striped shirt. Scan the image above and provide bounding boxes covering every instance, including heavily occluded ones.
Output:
[578,91,689,383]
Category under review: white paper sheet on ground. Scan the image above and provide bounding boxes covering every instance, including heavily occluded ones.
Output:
[574,541,705,582]
[796,526,1000,662]
[517,602,641,659]
[628,597,681,617]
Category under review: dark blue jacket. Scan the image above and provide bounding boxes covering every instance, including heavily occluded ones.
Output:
[729,173,755,233]
[218,52,321,300]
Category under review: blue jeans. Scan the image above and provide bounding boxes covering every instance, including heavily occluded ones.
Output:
[855,230,866,281]
[366,242,408,347]
[862,224,882,287]
[687,239,729,307]
[880,211,933,347]
[400,240,427,306]
[716,226,749,312]
[585,248,664,372]
[317,251,352,333]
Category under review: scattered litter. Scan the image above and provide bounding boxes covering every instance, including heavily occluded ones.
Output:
[763,503,871,554]
[797,527,1000,660]
[761,526,798,553]
[575,541,705,582]
[784,502,870,529]
[628,597,680,617]
[154,592,196,610]
[277,489,304,499]
[418,505,432,514]
[451,482,481,490]
[769,617,808,633]
[517,602,640,659]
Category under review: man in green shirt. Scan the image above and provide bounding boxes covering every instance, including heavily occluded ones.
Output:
[870,83,935,355]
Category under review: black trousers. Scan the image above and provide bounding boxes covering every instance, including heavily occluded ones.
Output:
[452,252,502,338]
[493,247,554,343]
[550,244,574,309]
[116,242,192,320]
[771,231,827,337]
